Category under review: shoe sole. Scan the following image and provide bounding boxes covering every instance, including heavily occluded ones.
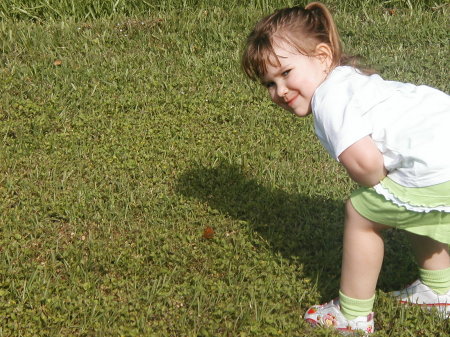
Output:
[306,318,372,335]
[305,318,317,326]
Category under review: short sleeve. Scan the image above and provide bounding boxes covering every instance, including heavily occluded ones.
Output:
[312,68,375,161]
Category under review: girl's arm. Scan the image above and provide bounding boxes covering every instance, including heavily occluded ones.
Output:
[338,135,388,187]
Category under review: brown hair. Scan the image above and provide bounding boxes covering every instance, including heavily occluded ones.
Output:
[242,2,370,81]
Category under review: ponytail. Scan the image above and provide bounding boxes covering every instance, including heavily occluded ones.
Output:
[304,2,342,69]
[242,2,374,81]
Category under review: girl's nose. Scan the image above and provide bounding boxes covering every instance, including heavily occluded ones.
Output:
[277,85,288,99]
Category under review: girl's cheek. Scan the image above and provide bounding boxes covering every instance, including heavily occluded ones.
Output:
[268,90,277,103]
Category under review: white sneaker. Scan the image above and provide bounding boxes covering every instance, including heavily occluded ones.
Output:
[391,279,450,318]
[304,298,375,335]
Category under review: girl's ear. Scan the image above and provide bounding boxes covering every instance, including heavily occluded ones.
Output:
[315,43,333,68]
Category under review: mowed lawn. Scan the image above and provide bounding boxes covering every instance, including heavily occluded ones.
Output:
[0,1,449,336]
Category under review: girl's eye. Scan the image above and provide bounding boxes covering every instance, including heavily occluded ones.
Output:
[282,69,291,76]
[265,82,275,88]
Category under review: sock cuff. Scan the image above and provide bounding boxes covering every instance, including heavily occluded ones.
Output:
[339,290,375,306]
[339,290,375,320]
[419,266,450,294]
[419,266,450,281]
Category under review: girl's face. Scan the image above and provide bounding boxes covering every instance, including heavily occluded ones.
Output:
[262,40,332,117]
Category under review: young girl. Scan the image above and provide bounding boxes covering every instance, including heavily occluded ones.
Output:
[241,2,450,335]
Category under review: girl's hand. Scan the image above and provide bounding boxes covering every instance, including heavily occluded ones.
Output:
[338,136,387,187]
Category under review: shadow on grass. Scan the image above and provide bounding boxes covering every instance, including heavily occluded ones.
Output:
[176,161,417,300]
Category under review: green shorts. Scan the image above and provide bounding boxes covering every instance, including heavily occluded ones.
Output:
[350,178,450,245]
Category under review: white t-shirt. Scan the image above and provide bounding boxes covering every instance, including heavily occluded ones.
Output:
[312,66,450,188]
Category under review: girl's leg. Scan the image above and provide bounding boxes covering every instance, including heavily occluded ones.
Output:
[407,232,450,295]
[340,200,390,299]
[406,232,450,270]
[304,200,388,330]
[392,233,450,313]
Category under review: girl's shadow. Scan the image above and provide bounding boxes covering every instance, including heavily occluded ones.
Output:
[176,161,417,300]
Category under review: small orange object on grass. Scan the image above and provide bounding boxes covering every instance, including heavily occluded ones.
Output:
[202,226,214,239]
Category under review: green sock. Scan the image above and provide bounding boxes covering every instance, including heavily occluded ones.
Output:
[339,290,375,320]
[419,267,450,295]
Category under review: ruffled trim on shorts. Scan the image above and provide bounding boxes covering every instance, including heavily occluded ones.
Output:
[373,178,450,213]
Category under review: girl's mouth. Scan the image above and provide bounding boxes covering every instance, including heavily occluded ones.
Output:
[287,95,298,106]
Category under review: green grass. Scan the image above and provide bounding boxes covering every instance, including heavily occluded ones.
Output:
[0,0,449,336]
